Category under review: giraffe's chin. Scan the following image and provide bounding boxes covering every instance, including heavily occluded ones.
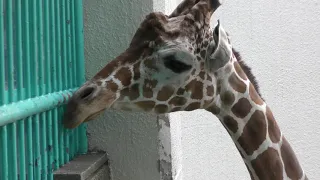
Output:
[83,109,106,123]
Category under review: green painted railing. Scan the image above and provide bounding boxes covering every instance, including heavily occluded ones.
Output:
[0,0,88,179]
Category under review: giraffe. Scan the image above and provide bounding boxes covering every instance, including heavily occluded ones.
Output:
[62,0,308,179]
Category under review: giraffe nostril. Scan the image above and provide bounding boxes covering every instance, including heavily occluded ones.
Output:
[79,87,96,100]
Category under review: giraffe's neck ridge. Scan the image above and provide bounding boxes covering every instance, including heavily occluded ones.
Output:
[206,55,307,180]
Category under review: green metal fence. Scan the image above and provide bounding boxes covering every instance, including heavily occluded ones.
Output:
[0,0,88,179]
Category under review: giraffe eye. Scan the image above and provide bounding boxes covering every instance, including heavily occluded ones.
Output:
[163,55,192,73]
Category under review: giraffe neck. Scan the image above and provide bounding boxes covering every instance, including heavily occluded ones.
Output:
[206,55,307,180]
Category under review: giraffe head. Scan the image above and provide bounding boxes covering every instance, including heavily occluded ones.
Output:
[63,0,228,129]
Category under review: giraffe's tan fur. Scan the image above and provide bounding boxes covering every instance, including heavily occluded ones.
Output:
[63,0,308,179]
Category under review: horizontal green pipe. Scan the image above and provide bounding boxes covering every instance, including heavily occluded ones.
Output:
[0,88,77,127]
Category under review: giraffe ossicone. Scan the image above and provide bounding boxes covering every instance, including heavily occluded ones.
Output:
[63,0,308,179]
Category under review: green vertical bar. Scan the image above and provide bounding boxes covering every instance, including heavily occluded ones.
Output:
[66,0,73,88]
[50,0,57,92]
[30,0,41,178]
[22,0,31,98]
[26,117,34,179]
[70,0,79,157]
[46,111,53,180]
[44,0,51,94]
[30,0,38,97]
[0,0,6,105]
[1,126,8,180]
[22,0,32,178]
[61,0,70,162]
[40,113,47,180]
[18,120,26,180]
[8,123,18,180]
[44,0,53,179]
[16,1,26,178]
[37,0,44,95]
[6,1,18,178]
[53,109,59,169]
[75,0,88,154]
[61,0,68,89]
[6,0,14,103]
[55,0,62,91]
[59,107,65,165]
[75,0,85,85]
[70,0,77,88]
[50,0,59,170]
[43,0,51,178]
[55,0,65,165]
[16,0,23,99]
[36,0,46,178]
[34,116,41,180]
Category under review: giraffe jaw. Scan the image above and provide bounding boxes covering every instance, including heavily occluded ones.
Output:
[63,108,106,129]
[83,108,106,123]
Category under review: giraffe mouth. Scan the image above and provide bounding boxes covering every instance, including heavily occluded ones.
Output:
[63,108,106,129]
[83,109,106,123]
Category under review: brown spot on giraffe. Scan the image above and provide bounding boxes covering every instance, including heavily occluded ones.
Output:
[199,71,206,80]
[155,104,168,114]
[206,74,212,81]
[106,81,118,92]
[143,79,157,98]
[234,61,248,81]
[114,67,132,87]
[135,101,155,111]
[200,50,206,59]
[191,69,196,75]
[206,104,220,115]
[185,102,201,111]
[251,148,283,180]
[220,91,235,106]
[229,72,247,93]
[238,110,266,155]
[206,85,214,96]
[168,96,187,106]
[231,98,252,118]
[120,83,140,101]
[281,137,303,179]
[177,88,185,95]
[216,79,222,94]
[249,83,264,105]
[223,115,238,133]
[157,86,175,101]
[196,47,200,54]
[185,79,203,100]
[266,106,281,143]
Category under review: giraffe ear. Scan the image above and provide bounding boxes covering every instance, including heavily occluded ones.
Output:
[205,21,232,73]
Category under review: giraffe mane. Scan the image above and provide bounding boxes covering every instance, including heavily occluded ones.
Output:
[232,48,263,99]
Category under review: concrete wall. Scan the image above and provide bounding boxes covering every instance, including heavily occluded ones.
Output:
[170,0,320,179]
